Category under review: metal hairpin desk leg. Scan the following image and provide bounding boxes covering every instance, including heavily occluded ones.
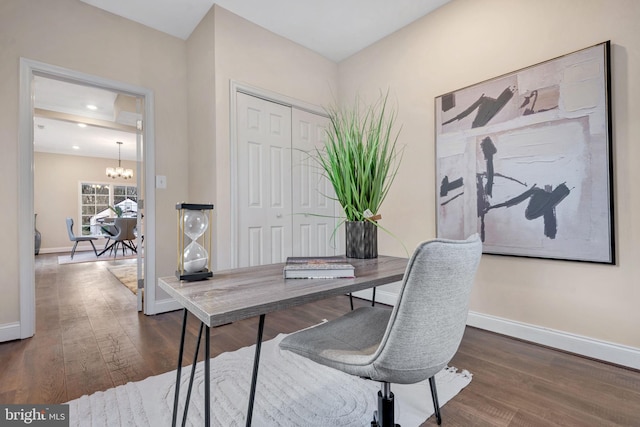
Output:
[205,324,211,426]
[245,314,266,427]
[181,322,204,427]
[172,309,188,427]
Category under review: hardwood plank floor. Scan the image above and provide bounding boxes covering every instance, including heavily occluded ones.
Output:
[0,253,638,426]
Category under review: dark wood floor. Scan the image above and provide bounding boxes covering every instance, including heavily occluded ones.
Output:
[1,253,638,426]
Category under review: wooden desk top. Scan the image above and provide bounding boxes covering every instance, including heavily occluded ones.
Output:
[158,256,408,327]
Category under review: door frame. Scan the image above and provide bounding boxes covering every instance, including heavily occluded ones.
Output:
[229,81,328,268]
[18,58,158,338]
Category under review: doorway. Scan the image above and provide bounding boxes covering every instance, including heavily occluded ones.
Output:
[33,75,145,310]
[18,59,157,339]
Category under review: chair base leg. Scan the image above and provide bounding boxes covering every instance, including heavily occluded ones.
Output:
[372,389,400,427]
[70,241,79,259]
[429,376,442,425]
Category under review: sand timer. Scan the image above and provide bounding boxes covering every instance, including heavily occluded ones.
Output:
[176,203,214,281]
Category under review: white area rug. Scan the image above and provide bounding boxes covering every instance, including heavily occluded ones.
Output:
[67,334,471,426]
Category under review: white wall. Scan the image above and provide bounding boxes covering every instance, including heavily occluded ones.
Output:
[337,0,640,353]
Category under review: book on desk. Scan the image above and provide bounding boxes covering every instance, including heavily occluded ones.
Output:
[283,256,355,279]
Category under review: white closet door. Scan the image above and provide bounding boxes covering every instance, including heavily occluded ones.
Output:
[237,93,292,267]
[291,108,342,257]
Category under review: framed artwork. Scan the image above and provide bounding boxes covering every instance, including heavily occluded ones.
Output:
[435,41,614,264]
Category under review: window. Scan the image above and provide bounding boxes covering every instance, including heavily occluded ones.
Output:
[114,184,138,215]
[81,183,110,235]
[80,182,137,235]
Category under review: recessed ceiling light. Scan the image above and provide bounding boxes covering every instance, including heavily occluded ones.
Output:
[86,104,98,110]
[72,145,80,150]
[77,123,87,128]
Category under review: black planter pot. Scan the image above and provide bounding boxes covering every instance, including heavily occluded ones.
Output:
[345,220,378,259]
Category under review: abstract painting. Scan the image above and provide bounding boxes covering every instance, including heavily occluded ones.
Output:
[435,42,614,263]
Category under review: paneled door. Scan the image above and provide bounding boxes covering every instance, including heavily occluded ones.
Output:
[291,108,341,257]
[237,93,292,267]
[236,93,341,267]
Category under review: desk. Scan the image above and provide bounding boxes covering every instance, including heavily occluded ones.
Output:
[158,255,408,427]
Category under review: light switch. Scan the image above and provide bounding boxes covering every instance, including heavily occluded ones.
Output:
[156,175,167,189]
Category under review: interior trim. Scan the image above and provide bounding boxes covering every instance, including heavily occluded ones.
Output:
[18,58,158,340]
[467,311,640,370]
[154,298,183,314]
[352,288,640,370]
[0,322,21,343]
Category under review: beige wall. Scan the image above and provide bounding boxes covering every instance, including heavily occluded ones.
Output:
[34,152,137,251]
[208,6,339,269]
[186,8,217,257]
[338,0,640,348]
[0,0,189,325]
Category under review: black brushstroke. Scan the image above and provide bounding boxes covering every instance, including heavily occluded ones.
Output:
[476,174,490,242]
[524,183,570,220]
[520,90,538,115]
[493,172,527,187]
[441,192,464,206]
[543,209,558,239]
[442,93,455,112]
[455,136,572,244]
[442,86,515,128]
[486,183,571,240]
[520,89,558,116]
[488,186,538,210]
[440,176,464,197]
[481,137,497,197]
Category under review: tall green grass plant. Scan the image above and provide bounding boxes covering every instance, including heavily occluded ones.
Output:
[317,92,403,222]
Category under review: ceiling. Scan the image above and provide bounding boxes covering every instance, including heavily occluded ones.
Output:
[80,0,451,62]
[33,76,139,161]
[36,0,451,160]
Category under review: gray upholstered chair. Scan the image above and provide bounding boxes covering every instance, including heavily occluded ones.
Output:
[103,217,137,257]
[65,217,99,259]
[279,235,482,426]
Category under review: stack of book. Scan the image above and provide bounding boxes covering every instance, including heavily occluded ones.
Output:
[283,256,355,279]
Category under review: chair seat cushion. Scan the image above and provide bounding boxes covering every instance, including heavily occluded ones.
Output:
[279,306,391,379]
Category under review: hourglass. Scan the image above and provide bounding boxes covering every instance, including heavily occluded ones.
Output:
[176,203,214,281]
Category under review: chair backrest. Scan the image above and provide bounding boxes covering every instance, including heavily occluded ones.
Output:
[113,217,136,241]
[371,234,482,384]
[66,217,77,241]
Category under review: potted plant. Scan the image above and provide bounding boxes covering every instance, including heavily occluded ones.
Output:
[109,205,123,217]
[317,92,403,258]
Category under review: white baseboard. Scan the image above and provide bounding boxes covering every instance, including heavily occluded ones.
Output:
[39,240,109,255]
[349,292,640,370]
[467,311,640,370]
[150,297,183,315]
[0,322,21,342]
[352,287,398,306]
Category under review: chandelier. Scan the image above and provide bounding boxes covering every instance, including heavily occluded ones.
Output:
[106,141,133,180]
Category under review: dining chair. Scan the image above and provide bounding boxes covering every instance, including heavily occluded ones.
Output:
[279,235,482,426]
[100,217,137,257]
[65,217,99,259]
